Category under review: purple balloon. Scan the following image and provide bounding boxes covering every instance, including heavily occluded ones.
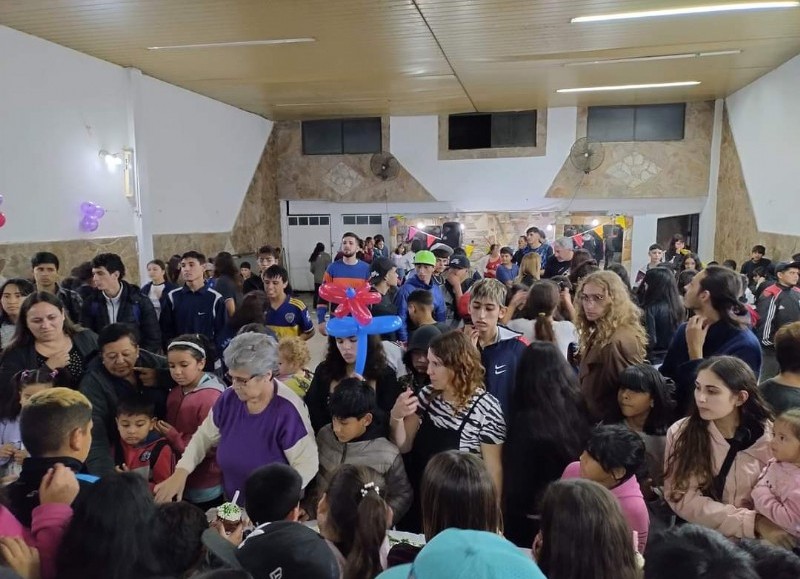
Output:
[90,205,105,219]
[0,194,4,206]
[80,202,95,214]
[80,216,99,232]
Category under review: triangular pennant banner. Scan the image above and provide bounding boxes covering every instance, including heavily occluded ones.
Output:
[425,234,436,248]
[593,225,604,237]
[406,226,418,241]
[572,234,584,248]
[615,216,626,228]
[465,244,475,258]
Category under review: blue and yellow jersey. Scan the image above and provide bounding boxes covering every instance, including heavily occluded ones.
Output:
[265,296,314,338]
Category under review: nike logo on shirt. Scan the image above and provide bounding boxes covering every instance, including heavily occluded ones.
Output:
[494,364,507,375]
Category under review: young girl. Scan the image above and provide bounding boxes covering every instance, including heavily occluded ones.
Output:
[317,464,389,579]
[0,369,67,483]
[276,336,314,398]
[507,280,578,359]
[155,335,226,510]
[752,408,800,539]
[664,356,788,545]
[140,259,177,321]
[561,424,649,553]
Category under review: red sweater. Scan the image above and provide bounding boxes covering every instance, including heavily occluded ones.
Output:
[116,434,175,490]
[164,373,225,492]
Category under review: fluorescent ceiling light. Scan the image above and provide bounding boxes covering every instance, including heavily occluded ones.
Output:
[557,81,701,93]
[571,2,799,23]
[565,50,741,66]
[147,38,315,50]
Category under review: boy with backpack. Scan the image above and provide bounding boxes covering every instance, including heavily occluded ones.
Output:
[114,395,175,490]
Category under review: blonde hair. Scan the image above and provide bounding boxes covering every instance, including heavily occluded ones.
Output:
[776,409,800,442]
[516,253,541,284]
[28,387,91,410]
[469,278,507,308]
[429,332,485,411]
[277,336,311,369]
[575,270,647,356]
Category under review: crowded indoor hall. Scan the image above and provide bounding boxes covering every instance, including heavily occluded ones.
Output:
[1,1,800,578]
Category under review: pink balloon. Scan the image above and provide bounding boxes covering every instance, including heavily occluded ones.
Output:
[0,212,6,228]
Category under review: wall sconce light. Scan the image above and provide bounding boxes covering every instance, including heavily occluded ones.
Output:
[416,222,425,229]
[99,149,135,200]
[591,218,600,227]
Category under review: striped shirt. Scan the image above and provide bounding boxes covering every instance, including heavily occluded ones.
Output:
[316,259,371,322]
[416,385,506,454]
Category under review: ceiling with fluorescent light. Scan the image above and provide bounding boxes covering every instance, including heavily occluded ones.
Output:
[0,0,799,119]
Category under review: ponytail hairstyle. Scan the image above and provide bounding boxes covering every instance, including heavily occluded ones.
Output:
[323,465,387,579]
[698,266,749,329]
[0,368,72,421]
[665,356,772,502]
[309,242,326,263]
[521,280,559,343]
[167,333,214,364]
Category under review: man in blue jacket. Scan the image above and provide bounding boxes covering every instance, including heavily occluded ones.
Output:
[393,250,446,343]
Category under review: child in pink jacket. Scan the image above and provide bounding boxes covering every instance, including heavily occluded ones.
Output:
[155,336,226,508]
[0,463,78,579]
[752,409,800,538]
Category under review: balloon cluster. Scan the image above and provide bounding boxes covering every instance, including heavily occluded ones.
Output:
[0,194,5,228]
[318,282,402,375]
[79,201,106,232]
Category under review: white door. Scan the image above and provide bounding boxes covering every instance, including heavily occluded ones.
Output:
[285,214,331,292]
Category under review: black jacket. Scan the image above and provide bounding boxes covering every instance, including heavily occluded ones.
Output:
[643,302,680,365]
[756,284,800,348]
[80,281,161,352]
[7,456,94,527]
[0,330,98,394]
[79,349,173,476]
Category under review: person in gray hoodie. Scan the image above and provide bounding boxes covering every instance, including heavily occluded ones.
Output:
[310,378,412,525]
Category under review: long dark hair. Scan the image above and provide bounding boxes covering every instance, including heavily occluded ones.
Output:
[214,251,242,292]
[4,292,83,352]
[665,356,773,502]
[612,364,676,436]
[677,252,703,273]
[0,278,35,325]
[420,451,502,541]
[519,281,559,343]
[699,266,749,328]
[321,334,387,383]
[166,255,182,285]
[309,242,326,263]
[510,342,588,458]
[229,291,268,333]
[539,479,639,579]
[56,472,162,579]
[324,465,387,579]
[640,267,683,331]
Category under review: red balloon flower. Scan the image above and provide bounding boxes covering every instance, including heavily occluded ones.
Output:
[318,282,381,326]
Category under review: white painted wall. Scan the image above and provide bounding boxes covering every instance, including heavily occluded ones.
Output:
[0,24,271,248]
[726,54,800,237]
[0,26,132,241]
[138,76,271,234]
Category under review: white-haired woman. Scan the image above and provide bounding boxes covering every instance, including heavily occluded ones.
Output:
[154,333,318,504]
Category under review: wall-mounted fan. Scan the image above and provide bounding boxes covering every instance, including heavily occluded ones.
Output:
[569,138,605,174]
[370,152,400,181]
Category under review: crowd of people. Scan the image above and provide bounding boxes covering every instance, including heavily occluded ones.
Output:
[0,227,798,579]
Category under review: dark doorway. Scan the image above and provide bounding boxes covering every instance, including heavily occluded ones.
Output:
[656,214,701,253]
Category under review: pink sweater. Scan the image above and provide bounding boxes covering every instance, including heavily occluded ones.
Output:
[752,459,800,538]
[664,418,772,539]
[0,503,72,579]
[561,461,649,553]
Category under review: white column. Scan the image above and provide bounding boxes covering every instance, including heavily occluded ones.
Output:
[124,68,155,286]
[698,98,724,262]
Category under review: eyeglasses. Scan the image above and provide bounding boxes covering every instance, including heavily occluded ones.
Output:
[580,293,606,305]
[226,373,260,387]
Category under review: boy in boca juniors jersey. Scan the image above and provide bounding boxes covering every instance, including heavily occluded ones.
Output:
[114,395,175,490]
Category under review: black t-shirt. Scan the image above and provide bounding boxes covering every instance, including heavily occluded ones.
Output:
[242,276,264,295]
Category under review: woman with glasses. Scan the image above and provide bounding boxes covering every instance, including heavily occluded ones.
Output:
[575,271,647,423]
[79,323,171,476]
[154,332,317,505]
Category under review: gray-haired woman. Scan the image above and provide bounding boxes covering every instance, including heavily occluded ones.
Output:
[154,332,318,504]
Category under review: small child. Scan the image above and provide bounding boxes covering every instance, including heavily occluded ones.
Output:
[312,378,412,525]
[114,395,175,490]
[277,336,314,398]
[561,424,649,554]
[156,335,225,509]
[752,409,800,538]
[0,369,66,484]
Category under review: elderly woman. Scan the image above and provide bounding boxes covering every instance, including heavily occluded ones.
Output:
[154,332,318,504]
[80,323,172,475]
[0,292,98,394]
[0,278,35,351]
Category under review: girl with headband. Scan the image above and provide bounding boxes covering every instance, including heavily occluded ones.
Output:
[155,335,226,510]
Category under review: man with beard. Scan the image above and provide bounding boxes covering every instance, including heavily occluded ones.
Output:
[316,232,371,336]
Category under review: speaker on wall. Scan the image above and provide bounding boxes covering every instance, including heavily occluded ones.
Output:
[440,222,462,249]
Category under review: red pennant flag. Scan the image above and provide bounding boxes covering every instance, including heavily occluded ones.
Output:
[426,234,436,248]
[572,234,584,248]
[406,226,417,241]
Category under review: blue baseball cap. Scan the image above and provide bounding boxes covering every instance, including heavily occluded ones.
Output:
[377,529,545,579]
